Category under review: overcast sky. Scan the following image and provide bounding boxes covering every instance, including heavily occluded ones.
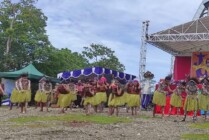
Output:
[33,0,202,81]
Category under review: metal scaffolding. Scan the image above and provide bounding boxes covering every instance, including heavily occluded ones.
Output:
[139,21,149,81]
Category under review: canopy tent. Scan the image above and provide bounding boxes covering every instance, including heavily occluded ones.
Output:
[57,67,137,82]
[0,64,59,82]
[0,64,44,79]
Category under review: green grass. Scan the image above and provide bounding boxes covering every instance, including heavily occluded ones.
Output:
[181,134,209,140]
[190,122,209,129]
[138,115,161,119]
[8,113,132,124]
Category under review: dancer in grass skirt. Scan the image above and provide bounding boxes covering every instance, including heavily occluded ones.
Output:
[16,73,31,113]
[125,80,133,113]
[169,81,186,116]
[127,80,141,115]
[34,77,47,111]
[10,77,21,110]
[45,80,53,112]
[67,80,77,110]
[57,81,71,113]
[0,81,5,106]
[83,80,96,115]
[108,80,125,116]
[95,77,108,113]
[152,80,167,118]
[153,75,172,118]
[181,78,199,122]
[198,77,209,120]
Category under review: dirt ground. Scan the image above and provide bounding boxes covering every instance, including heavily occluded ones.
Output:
[0,106,209,140]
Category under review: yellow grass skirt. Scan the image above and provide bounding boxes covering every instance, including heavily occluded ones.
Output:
[170,93,182,107]
[18,90,31,103]
[95,92,107,105]
[198,94,209,111]
[34,90,47,103]
[123,92,129,104]
[68,93,77,102]
[152,91,166,106]
[127,94,140,107]
[108,94,126,107]
[57,93,71,108]
[184,95,198,111]
[83,96,97,106]
[10,89,19,103]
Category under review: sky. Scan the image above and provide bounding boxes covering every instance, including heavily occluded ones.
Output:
[32,0,202,82]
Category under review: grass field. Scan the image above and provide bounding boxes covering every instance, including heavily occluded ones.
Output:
[181,134,209,140]
[8,113,132,124]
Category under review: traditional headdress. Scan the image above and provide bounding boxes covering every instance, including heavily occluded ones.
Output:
[143,71,154,79]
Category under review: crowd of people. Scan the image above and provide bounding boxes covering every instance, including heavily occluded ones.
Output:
[2,71,209,122]
[7,73,142,116]
[152,74,209,122]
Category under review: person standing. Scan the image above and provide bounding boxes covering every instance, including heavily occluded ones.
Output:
[141,71,154,110]
[17,73,31,113]
[181,78,199,122]
[169,81,185,116]
[95,78,108,113]
[0,81,5,106]
[198,77,209,120]
[152,80,167,118]
[57,81,70,113]
[108,80,125,116]
[127,80,141,115]
[83,80,96,115]
[35,77,52,112]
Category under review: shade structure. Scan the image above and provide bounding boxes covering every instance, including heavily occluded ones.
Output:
[147,16,209,56]
[0,64,60,82]
[57,66,136,81]
[0,64,44,79]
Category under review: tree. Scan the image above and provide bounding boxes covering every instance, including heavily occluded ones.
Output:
[0,0,50,71]
[82,44,125,72]
[34,48,89,77]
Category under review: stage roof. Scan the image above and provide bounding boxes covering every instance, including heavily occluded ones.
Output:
[147,16,209,56]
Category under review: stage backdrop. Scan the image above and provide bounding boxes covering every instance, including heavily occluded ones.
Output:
[174,56,191,81]
[191,52,209,78]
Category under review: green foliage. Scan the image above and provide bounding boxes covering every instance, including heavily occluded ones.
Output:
[34,47,89,77]
[2,94,9,100]
[190,122,209,129]
[0,0,50,71]
[8,113,132,124]
[82,44,125,72]
[181,134,209,140]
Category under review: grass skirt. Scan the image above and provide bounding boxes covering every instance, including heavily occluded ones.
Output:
[18,90,31,103]
[57,93,71,108]
[10,89,19,103]
[198,94,209,111]
[34,90,47,103]
[170,93,182,107]
[123,92,129,104]
[108,94,126,107]
[184,95,198,111]
[127,94,140,107]
[83,96,97,106]
[68,93,77,103]
[95,92,107,105]
[152,91,166,106]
